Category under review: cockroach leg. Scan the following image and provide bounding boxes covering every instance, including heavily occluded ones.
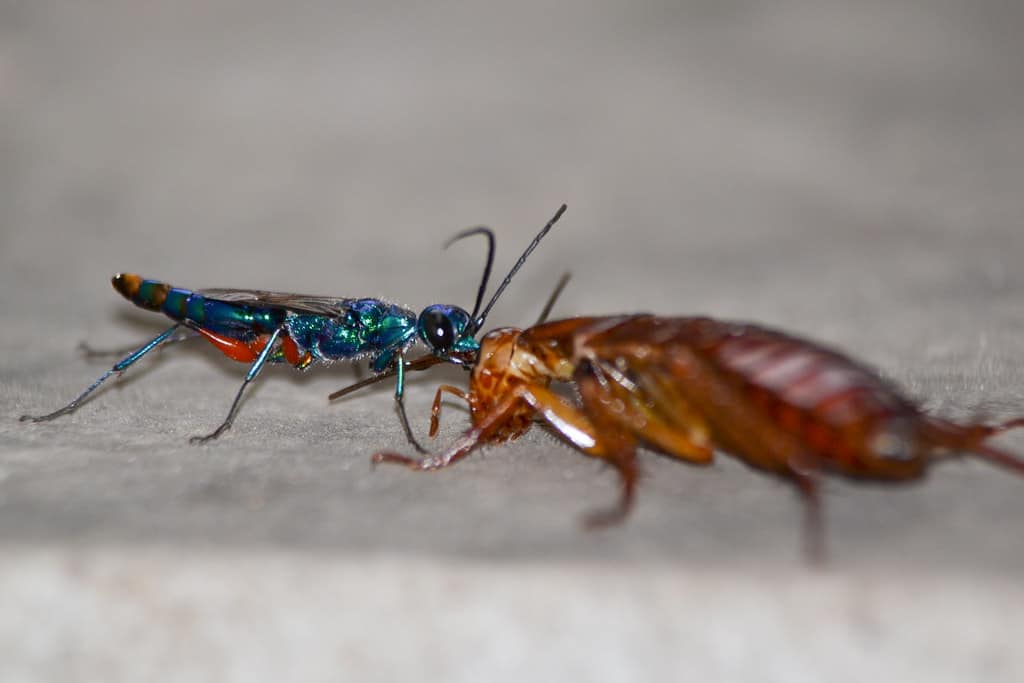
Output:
[995,417,1024,432]
[569,365,640,527]
[580,437,639,530]
[514,384,603,452]
[981,416,1024,440]
[373,390,530,470]
[923,416,1024,474]
[788,452,826,564]
[794,472,825,565]
[587,359,715,465]
[429,384,470,438]
[372,429,483,470]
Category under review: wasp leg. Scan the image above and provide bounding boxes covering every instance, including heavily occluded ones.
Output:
[428,385,469,438]
[392,352,428,454]
[189,327,283,445]
[326,354,444,454]
[21,325,183,423]
[78,330,195,359]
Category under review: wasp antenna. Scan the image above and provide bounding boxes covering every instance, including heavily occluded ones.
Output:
[443,226,495,322]
[473,203,568,332]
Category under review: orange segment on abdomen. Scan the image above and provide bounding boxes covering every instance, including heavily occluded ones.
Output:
[196,328,268,363]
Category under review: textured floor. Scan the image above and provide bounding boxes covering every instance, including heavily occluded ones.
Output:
[2,1,1024,681]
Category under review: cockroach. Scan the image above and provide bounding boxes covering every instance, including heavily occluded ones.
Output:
[359,313,1024,558]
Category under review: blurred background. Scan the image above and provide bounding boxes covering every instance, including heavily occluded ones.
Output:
[2,1,1023,680]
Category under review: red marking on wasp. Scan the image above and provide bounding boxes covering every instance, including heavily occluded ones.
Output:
[373,314,1024,560]
[196,328,269,363]
[280,335,300,365]
[279,334,312,368]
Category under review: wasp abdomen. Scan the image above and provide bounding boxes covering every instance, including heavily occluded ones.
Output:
[112,273,283,336]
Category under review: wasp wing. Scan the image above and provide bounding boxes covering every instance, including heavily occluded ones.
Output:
[198,288,371,317]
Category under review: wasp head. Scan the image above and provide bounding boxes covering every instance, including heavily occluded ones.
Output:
[417,304,480,366]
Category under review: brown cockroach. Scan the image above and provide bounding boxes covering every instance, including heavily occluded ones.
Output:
[364,314,1024,558]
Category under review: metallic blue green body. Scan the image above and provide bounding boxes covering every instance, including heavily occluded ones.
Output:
[287,299,419,372]
[22,272,481,445]
[122,277,425,372]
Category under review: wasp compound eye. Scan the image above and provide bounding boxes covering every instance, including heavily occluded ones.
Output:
[417,304,473,355]
[418,307,456,352]
[422,311,455,351]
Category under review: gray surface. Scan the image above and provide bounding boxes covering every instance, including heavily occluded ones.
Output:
[2,1,1024,680]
